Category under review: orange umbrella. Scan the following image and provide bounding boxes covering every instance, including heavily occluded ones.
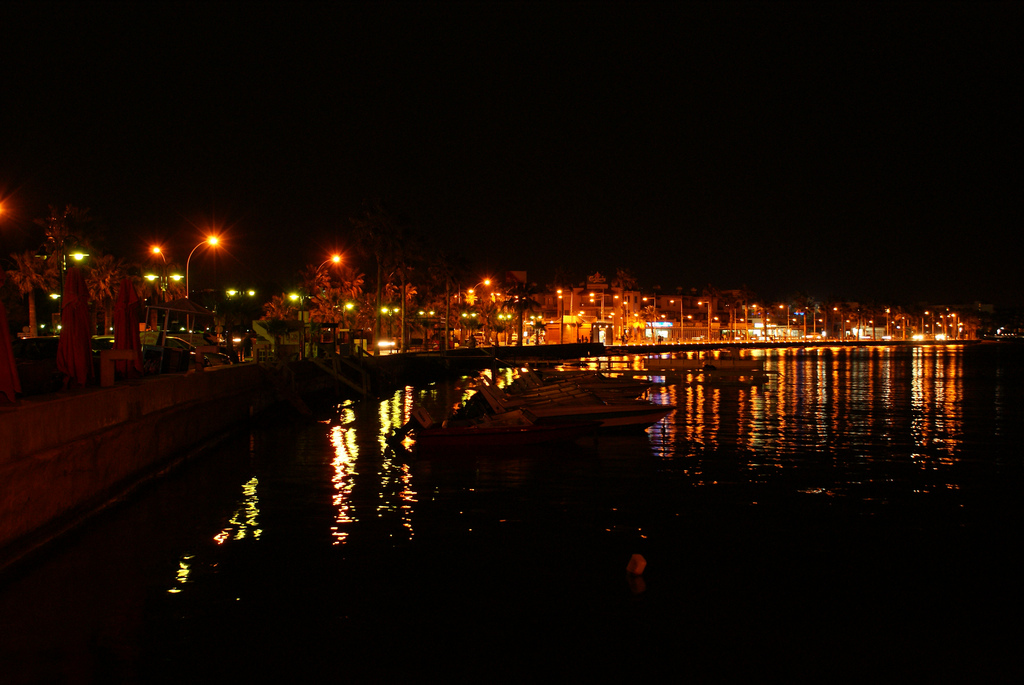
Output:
[0,271,22,403]
[113,277,143,377]
[56,266,93,389]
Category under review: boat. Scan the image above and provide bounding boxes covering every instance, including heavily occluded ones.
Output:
[508,368,653,400]
[473,376,674,431]
[396,405,598,451]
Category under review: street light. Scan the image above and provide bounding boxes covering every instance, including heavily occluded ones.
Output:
[670,298,683,342]
[146,246,183,303]
[317,253,342,274]
[557,289,564,343]
[465,278,492,305]
[698,300,712,341]
[36,233,89,306]
[185,235,219,300]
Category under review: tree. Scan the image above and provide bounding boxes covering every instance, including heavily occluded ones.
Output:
[638,305,658,342]
[612,267,638,292]
[85,252,126,335]
[35,205,96,286]
[349,200,420,352]
[426,249,469,351]
[733,284,757,340]
[6,250,56,336]
[503,279,541,347]
[263,294,297,321]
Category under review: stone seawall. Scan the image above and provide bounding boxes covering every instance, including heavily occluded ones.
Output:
[0,362,331,570]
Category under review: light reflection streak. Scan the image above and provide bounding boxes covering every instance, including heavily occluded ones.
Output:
[329,421,358,545]
[650,345,967,487]
[168,554,195,593]
[212,476,262,545]
[373,389,419,540]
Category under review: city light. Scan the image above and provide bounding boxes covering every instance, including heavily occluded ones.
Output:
[185,235,220,299]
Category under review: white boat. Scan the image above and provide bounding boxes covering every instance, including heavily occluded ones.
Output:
[508,368,653,400]
[474,376,674,431]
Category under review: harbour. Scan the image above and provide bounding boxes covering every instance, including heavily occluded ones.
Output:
[1,342,1021,681]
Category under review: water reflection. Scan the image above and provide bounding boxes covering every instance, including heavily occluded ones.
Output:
[168,554,194,594]
[1,343,1020,683]
[328,412,357,545]
[641,346,972,467]
[376,391,418,538]
[212,476,261,545]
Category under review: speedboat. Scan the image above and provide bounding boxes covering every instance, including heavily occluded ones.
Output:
[474,376,674,431]
[507,368,653,400]
[395,405,598,452]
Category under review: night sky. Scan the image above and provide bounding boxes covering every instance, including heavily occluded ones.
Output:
[3,2,1021,306]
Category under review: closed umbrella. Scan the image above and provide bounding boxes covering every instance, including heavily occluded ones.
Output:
[0,271,21,403]
[113,277,143,378]
[56,266,93,389]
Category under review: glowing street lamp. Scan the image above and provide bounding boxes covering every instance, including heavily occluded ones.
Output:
[557,289,564,343]
[698,300,712,341]
[670,298,683,341]
[317,253,342,273]
[465,278,492,305]
[146,246,183,302]
[185,235,219,300]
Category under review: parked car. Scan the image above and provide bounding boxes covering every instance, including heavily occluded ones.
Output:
[11,336,62,395]
[165,335,232,366]
[92,335,116,353]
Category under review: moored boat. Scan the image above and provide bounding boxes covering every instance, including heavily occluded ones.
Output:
[474,376,674,431]
[415,418,599,449]
[393,405,599,452]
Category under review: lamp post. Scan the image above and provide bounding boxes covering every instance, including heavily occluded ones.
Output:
[569,288,576,343]
[36,234,88,307]
[150,246,168,303]
[697,300,712,341]
[465,278,492,305]
[557,289,564,344]
[289,292,310,359]
[670,298,683,342]
[317,254,342,273]
[311,254,342,306]
[146,246,183,303]
[185,236,219,300]
[463,278,492,344]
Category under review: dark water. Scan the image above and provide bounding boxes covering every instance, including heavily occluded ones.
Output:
[2,344,1021,682]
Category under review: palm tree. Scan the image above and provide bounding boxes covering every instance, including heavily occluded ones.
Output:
[638,305,658,343]
[833,302,853,340]
[349,200,420,352]
[35,205,96,296]
[336,264,365,301]
[299,262,333,299]
[612,267,638,291]
[701,284,720,340]
[263,294,297,321]
[734,284,757,340]
[791,292,812,339]
[85,253,127,335]
[427,249,468,351]
[6,250,56,336]
[503,280,541,346]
